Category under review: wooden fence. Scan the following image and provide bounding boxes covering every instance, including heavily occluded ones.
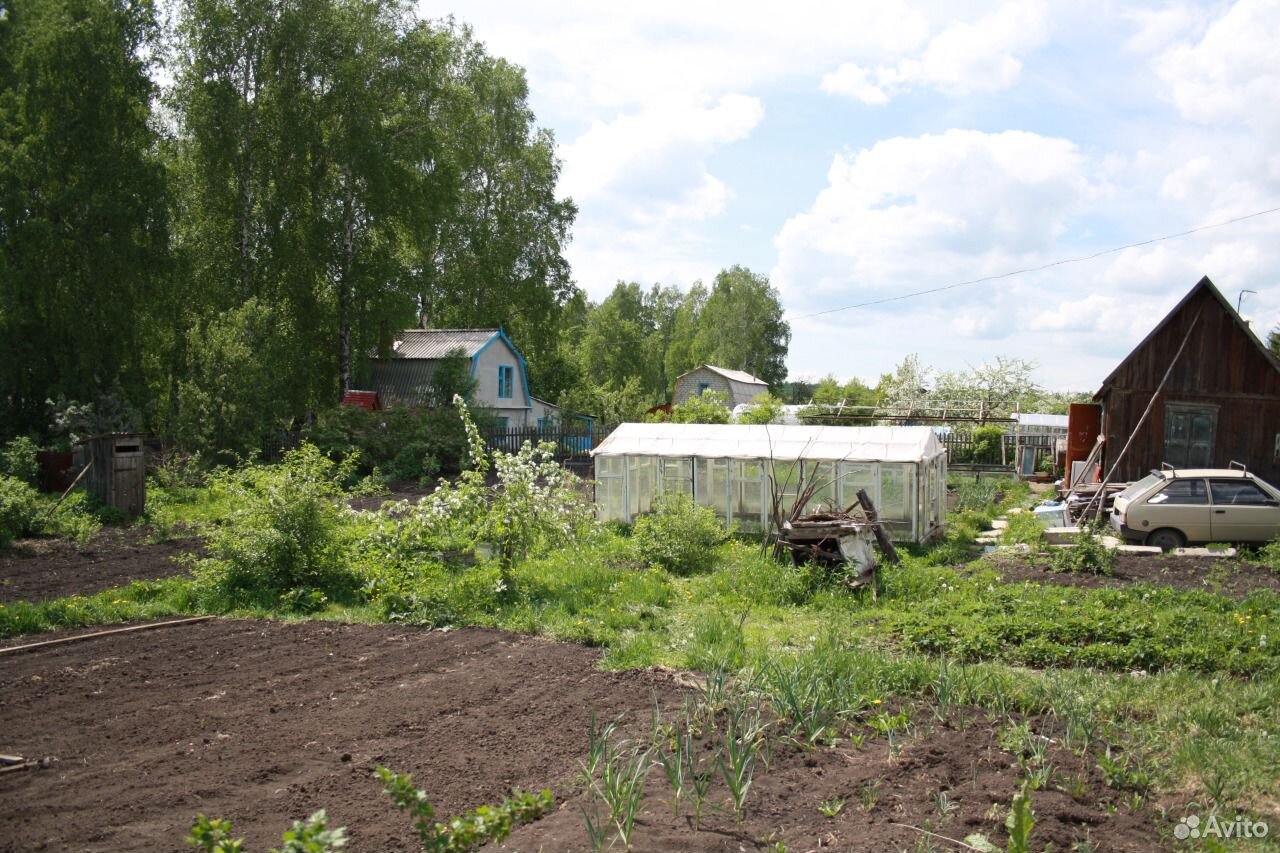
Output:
[940,433,1056,466]
[483,423,616,463]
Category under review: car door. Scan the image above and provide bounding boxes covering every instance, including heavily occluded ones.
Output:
[1139,478,1211,542]
[1208,479,1280,542]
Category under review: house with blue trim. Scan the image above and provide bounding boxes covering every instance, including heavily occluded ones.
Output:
[369,328,572,429]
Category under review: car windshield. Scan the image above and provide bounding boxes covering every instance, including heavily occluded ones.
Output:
[1116,472,1163,501]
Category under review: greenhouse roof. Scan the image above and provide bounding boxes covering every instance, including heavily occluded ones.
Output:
[593,423,945,463]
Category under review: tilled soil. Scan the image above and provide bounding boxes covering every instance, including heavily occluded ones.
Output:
[0,619,1164,853]
[983,552,1280,597]
[0,527,201,604]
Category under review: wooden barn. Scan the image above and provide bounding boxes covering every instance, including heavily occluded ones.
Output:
[1095,276,1280,485]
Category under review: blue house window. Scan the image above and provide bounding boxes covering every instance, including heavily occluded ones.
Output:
[697,382,711,395]
[498,365,514,399]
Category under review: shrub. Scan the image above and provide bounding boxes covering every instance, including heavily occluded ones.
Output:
[952,477,1000,513]
[0,475,42,547]
[1000,512,1046,549]
[632,493,728,575]
[1050,524,1115,575]
[357,398,593,590]
[1,437,40,486]
[193,443,374,610]
[1257,538,1280,574]
[307,405,471,480]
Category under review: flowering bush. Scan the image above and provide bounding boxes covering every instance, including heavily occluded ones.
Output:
[361,397,593,589]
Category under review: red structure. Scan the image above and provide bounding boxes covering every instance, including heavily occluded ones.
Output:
[341,390,381,411]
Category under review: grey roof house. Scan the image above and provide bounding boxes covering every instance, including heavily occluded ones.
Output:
[673,365,769,408]
[370,328,566,428]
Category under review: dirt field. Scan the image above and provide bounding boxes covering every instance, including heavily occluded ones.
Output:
[983,551,1280,597]
[1,619,1163,853]
[0,528,201,604]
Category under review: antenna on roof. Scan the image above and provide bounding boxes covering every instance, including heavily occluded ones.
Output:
[1237,289,1256,315]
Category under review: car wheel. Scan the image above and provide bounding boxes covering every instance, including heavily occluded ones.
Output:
[1145,528,1186,552]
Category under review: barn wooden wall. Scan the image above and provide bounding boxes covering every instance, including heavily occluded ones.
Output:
[1099,285,1280,484]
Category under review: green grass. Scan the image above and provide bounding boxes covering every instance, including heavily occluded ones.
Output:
[6,471,1280,823]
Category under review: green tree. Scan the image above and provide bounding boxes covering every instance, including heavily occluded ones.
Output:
[415,27,577,390]
[690,266,790,387]
[0,0,169,436]
[650,389,730,424]
[662,282,707,389]
[736,392,782,424]
[1269,325,1279,359]
[575,282,671,404]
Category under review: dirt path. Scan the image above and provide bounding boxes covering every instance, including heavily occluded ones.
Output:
[0,619,1162,853]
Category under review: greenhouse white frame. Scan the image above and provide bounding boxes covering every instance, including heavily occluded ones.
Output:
[592,423,948,543]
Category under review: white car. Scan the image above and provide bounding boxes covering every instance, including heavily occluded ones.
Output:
[1109,466,1280,550]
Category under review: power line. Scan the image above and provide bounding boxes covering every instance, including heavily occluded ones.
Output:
[786,204,1280,321]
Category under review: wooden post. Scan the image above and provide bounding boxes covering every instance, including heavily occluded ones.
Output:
[856,488,899,564]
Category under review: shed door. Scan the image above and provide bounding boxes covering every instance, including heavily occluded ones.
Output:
[112,441,146,516]
[1163,404,1216,468]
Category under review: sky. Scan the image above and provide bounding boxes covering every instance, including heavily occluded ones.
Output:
[418,0,1280,392]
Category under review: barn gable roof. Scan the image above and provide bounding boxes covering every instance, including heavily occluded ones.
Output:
[381,329,501,360]
[1095,276,1280,397]
[677,364,768,386]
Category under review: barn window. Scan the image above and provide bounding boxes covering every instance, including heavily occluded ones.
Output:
[498,365,514,399]
[1163,403,1216,468]
[697,382,711,395]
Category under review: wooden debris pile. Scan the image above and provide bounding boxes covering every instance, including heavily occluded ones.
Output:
[774,489,900,592]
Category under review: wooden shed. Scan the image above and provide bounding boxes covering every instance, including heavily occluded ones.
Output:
[672,365,768,407]
[1094,276,1280,485]
[73,433,147,517]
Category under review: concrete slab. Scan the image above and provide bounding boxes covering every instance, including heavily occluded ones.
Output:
[1044,526,1082,545]
[1173,547,1237,558]
[990,519,1009,530]
[1115,544,1163,556]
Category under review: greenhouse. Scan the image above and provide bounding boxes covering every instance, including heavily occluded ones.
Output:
[592,423,947,543]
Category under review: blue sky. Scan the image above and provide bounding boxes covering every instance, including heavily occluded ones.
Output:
[419,0,1280,391]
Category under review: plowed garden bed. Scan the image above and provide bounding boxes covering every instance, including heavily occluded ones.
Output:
[0,619,1162,852]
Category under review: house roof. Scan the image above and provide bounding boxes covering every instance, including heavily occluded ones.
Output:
[383,329,500,360]
[1095,276,1280,397]
[592,423,945,463]
[679,364,768,386]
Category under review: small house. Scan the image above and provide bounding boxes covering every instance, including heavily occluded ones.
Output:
[1095,276,1280,485]
[371,328,566,428]
[673,365,768,407]
[592,423,947,543]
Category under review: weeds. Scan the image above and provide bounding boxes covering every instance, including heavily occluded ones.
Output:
[859,779,881,812]
[817,797,845,817]
[377,767,551,853]
[1050,524,1115,576]
[188,810,347,853]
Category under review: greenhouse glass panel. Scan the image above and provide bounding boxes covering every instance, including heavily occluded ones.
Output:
[628,456,655,518]
[801,461,837,514]
[661,457,693,497]
[879,463,916,537]
[770,461,801,518]
[732,460,765,532]
[597,476,625,521]
[838,462,876,508]
[695,458,731,522]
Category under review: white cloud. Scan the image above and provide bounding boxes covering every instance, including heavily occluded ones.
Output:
[773,129,1093,302]
[1156,0,1280,127]
[821,1,1050,104]
[558,95,763,205]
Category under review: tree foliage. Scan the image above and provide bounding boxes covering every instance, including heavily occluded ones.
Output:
[0,0,169,436]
